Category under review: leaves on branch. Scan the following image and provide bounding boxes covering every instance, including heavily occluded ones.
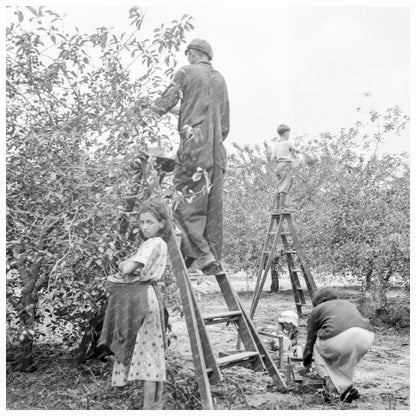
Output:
[6,5,194,353]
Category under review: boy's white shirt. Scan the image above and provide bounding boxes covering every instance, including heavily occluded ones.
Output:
[272,138,296,162]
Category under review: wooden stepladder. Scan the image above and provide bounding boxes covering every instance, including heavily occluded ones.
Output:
[165,218,287,410]
[136,155,286,408]
[250,212,317,320]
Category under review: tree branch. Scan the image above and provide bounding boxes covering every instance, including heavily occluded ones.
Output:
[46,207,78,291]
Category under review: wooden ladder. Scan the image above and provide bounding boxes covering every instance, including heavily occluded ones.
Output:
[250,211,317,320]
[165,217,287,409]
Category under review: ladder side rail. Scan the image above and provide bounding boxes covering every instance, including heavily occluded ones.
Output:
[185,277,222,384]
[280,234,304,315]
[283,257,304,295]
[249,266,268,320]
[251,216,276,303]
[281,236,306,304]
[279,215,305,304]
[300,262,317,295]
[286,216,317,294]
[166,236,214,409]
[215,274,263,372]
[249,215,285,319]
[237,297,288,391]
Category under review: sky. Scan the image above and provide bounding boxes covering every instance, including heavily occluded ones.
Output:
[4,0,410,156]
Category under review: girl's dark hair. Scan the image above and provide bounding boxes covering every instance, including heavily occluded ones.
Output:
[312,287,338,307]
[137,199,172,242]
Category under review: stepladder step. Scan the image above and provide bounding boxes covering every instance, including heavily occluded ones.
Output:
[203,311,241,325]
[272,211,293,217]
[263,248,284,257]
[215,351,260,369]
[257,330,283,339]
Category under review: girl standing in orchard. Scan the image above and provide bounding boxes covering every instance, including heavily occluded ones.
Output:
[99,199,171,409]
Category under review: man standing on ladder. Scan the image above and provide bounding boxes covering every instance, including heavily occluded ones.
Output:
[271,124,302,212]
[151,39,230,275]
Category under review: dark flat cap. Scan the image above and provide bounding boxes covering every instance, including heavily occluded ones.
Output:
[185,38,213,60]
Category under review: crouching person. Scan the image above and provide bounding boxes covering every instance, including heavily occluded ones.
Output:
[303,287,374,403]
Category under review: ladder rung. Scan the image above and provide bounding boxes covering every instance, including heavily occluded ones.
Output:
[288,357,304,363]
[290,269,302,273]
[191,274,216,279]
[203,311,241,325]
[285,250,296,254]
[216,351,260,368]
[296,302,311,307]
[280,232,291,236]
[258,331,283,339]
[263,250,283,258]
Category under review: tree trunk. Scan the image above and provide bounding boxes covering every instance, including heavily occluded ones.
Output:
[365,261,374,290]
[8,293,37,371]
[16,280,39,371]
[270,269,279,293]
[73,303,111,366]
[13,219,58,371]
[378,267,393,309]
[270,257,280,293]
[16,256,45,371]
[19,336,36,372]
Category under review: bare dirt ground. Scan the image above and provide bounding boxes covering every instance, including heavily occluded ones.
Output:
[6,273,410,410]
[167,273,410,410]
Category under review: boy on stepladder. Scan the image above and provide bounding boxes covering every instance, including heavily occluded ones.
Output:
[99,200,171,410]
[271,124,302,212]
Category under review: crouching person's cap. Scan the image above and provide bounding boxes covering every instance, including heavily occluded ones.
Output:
[278,310,299,327]
[185,39,213,61]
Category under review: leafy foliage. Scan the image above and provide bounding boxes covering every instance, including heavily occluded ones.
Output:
[6,6,193,365]
[224,142,275,274]
[224,103,409,309]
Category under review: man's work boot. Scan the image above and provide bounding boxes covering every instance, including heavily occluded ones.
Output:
[189,252,216,274]
[202,261,222,275]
